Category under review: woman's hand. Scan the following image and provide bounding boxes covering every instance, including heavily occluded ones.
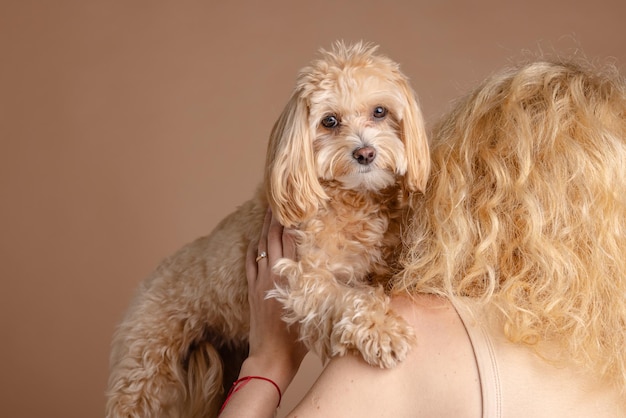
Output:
[243,208,308,391]
[220,209,308,417]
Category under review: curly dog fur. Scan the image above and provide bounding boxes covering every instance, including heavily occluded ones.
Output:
[106,41,429,417]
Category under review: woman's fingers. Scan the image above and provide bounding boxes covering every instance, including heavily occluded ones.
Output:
[246,208,271,287]
[282,226,296,261]
[258,207,272,254]
[247,207,297,295]
[267,211,285,264]
[245,237,257,287]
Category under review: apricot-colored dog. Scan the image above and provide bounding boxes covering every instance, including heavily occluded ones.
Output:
[106,41,429,417]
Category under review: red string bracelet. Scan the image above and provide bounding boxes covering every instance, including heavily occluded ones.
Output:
[218,375,282,415]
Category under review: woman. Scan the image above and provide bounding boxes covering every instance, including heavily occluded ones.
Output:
[220,59,626,417]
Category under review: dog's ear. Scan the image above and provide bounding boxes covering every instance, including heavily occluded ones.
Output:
[264,92,327,227]
[399,82,430,193]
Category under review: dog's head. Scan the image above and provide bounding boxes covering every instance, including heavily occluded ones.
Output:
[265,41,430,227]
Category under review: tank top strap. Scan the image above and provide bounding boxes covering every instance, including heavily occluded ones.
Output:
[450,298,502,418]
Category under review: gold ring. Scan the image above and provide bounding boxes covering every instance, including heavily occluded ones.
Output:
[255,251,267,263]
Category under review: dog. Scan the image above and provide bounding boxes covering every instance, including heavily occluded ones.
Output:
[106,41,430,418]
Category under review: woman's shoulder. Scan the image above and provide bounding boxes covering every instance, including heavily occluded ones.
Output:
[390,293,462,330]
[285,294,481,418]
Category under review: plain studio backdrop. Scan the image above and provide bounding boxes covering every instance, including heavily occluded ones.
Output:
[1,1,625,417]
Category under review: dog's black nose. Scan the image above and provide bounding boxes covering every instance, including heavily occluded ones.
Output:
[353,146,376,165]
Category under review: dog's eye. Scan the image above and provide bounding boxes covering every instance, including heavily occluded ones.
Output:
[321,115,339,129]
[373,106,388,119]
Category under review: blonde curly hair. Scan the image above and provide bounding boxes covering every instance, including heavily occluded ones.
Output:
[394,59,626,392]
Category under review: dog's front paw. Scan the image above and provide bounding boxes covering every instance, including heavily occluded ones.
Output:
[331,308,415,368]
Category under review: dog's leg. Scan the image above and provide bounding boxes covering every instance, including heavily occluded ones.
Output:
[327,286,415,368]
[106,197,263,417]
[106,282,226,418]
[270,259,415,368]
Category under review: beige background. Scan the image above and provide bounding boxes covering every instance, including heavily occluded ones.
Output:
[1,1,625,417]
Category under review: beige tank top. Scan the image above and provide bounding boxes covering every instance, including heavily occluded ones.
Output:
[451,299,625,418]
